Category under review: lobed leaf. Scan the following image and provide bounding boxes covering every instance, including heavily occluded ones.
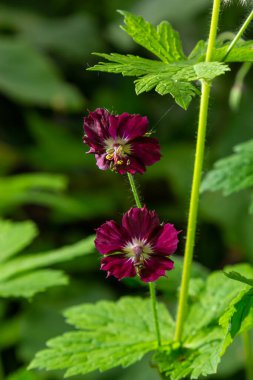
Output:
[219,265,253,353]
[215,41,253,62]
[201,139,253,213]
[89,53,167,76]
[118,10,186,63]
[189,40,253,63]
[90,52,228,109]
[153,263,253,379]
[225,271,253,287]
[29,297,174,377]
[88,11,230,109]
[153,328,224,380]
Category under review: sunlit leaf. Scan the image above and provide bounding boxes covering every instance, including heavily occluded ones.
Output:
[29,297,174,377]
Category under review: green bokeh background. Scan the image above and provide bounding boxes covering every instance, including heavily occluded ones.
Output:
[0,0,252,379]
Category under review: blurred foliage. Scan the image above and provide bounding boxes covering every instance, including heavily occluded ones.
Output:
[0,0,252,379]
[0,219,94,298]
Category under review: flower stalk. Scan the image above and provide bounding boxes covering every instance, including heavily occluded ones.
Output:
[174,0,221,342]
[127,173,161,347]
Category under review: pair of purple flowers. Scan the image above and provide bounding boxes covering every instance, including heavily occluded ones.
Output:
[83,108,180,282]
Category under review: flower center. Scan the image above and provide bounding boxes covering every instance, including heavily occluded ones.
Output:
[104,137,132,168]
[123,238,153,273]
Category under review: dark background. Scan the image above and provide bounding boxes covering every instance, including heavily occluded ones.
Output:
[0,0,252,379]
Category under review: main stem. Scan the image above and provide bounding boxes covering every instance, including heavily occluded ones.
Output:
[127,173,161,347]
[242,330,253,380]
[174,0,221,342]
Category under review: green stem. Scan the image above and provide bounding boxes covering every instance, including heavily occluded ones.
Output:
[149,282,162,346]
[174,0,221,342]
[224,9,253,60]
[242,330,253,380]
[127,173,142,208]
[127,173,161,347]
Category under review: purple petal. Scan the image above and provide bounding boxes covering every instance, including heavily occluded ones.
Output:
[109,114,149,140]
[95,153,110,170]
[152,224,180,255]
[140,256,174,282]
[83,108,110,150]
[131,137,161,166]
[122,207,160,241]
[100,255,136,280]
[95,221,129,255]
[117,157,146,175]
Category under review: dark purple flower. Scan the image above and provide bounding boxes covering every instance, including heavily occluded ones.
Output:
[95,206,180,282]
[83,108,161,174]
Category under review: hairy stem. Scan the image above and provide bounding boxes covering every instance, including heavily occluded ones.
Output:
[224,10,253,60]
[149,282,162,346]
[127,173,142,208]
[127,173,161,346]
[174,0,221,342]
[242,330,253,380]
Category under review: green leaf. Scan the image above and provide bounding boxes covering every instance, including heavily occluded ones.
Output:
[201,139,253,213]
[0,235,95,281]
[0,37,84,110]
[225,271,253,287]
[134,74,198,110]
[219,289,253,354]
[153,263,253,379]
[189,40,253,63]
[0,220,38,263]
[153,328,224,380]
[118,10,186,63]
[90,52,228,109]
[29,297,174,377]
[156,256,209,296]
[0,6,102,63]
[0,173,67,213]
[214,41,253,62]
[219,265,253,353]
[6,368,39,380]
[0,218,95,298]
[0,269,68,298]
[88,11,230,109]
[89,53,167,76]
[184,263,252,336]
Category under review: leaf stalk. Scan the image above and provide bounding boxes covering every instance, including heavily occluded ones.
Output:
[224,9,253,60]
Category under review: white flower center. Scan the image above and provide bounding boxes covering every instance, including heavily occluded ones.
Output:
[123,238,153,272]
[104,137,132,167]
